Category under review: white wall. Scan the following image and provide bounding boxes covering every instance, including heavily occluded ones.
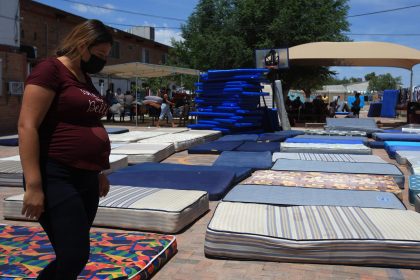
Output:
[0,0,20,47]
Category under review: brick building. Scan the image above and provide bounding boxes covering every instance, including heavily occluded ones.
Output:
[0,0,171,135]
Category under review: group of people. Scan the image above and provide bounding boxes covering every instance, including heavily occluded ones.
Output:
[105,88,135,122]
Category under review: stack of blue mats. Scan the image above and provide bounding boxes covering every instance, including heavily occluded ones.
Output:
[213,151,273,170]
[380,90,400,118]
[224,185,405,210]
[374,133,420,142]
[114,162,252,184]
[234,142,280,153]
[106,127,129,134]
[285,138,365,145]
[189,69,271,134]
[385,141,420,158]
[0,138,18,146]
[188,141,244,154]
[108,169,236,200]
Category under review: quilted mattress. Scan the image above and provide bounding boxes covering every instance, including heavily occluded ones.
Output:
[272,152,387,163]
[205,202,420,268]
[0,161,22,187]
[271,160,404,188]
[110,143,175,164]
[4,185,209,233]
[280,143,372,155]
[304,129,367,137]
[139,133,207,152]
[241,170,402,199]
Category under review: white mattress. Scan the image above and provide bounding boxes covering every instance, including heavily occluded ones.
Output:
[395,151,420,165]
[183,130,222,142]
[280,143,372,154]
[139,133,206,152]
[108,131,167,143]
[4,185,209,233]
[0,161,22,187]
[205,202,420,268]
[133,127,190,133]
[272,152,386,163]
[110,143,175,163]
[304,129,367,136]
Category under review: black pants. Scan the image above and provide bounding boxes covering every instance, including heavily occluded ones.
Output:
[33,159,99,280]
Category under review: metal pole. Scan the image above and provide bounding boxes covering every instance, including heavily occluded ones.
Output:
[410,68,414,101]
[135,77,138,127]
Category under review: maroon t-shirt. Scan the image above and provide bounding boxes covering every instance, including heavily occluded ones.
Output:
[25,57,110,171]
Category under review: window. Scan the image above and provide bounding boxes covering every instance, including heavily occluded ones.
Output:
[161,53,168,64]
[142,48,150,63]
[110,41,120,59]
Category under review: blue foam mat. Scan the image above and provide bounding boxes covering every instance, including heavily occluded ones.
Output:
[0,138,18,146]
[213,151,273,170]
[381,90,399,118]
[188,141,244,154]
[375,133,420,142]
[235,141,280,153]
[368,141,385,149]
[108,169,235,200]
[217,134,259,142]
[106,127,129,134]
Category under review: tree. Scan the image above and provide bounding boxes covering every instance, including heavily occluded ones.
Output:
[366,72,402,92]
[170,0,350,95]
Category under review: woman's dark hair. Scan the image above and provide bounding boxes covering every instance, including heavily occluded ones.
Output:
[56,19,113,58]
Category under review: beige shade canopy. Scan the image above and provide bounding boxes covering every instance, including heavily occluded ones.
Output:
[289,41,420,70]
[101,62,200,78]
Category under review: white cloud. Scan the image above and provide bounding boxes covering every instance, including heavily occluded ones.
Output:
[71,3,115,15]
[155,28,182,46]
[116,17,126,23]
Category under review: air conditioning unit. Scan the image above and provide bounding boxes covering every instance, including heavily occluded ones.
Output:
[8,81,24,95]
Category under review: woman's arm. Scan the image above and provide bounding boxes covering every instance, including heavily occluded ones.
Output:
[18,84,55,219]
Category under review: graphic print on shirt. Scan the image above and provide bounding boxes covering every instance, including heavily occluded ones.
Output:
[80,88,108,116]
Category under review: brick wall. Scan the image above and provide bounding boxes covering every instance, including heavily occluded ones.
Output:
[0,51,27,135]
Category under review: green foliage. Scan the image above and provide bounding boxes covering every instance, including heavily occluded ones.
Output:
[366,72,402,92]
[325,75,363,85]
[169,0,350,94]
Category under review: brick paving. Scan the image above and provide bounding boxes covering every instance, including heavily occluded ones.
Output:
[0,126,419,279]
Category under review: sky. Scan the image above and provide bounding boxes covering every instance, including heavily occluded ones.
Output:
[34,0,420,88]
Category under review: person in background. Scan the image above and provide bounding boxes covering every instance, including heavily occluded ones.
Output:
[124,90,134,121]
[322,94,329,104]
[351,92,362,117]
[18,19,112,279]
[156,92,176,127]
[105,89,116,122]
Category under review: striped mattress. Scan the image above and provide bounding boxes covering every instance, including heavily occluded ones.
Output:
[4,185,209,233]
[205,202,420,268]
[110,143,175,164]
[304,129,367,137]
[241,170,402,199]
[0,161,22,187]
[272,153,386,163]
[280,143,372,154]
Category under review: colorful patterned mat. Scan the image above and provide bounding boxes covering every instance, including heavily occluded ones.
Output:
[241,170,402,199]
[0,225,177,279]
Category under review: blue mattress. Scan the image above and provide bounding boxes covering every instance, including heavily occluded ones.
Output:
[374,133,420,142]
[108,169,235,200]
[217,134,259,142]
[105,127,129,134]
[256,133,287,142]
[326,118,380,132]
[381,90,399,118]
[285,138,364,145]
[0,138,18,146]
[409,176,420,205]
[234,141,280,153]
[367,102,382,117]
[114,162,252,184]
[386,145,420,158]
[368,141,385,149]
[224,185,405,210]
[188,141,244,154]
[213,151,273,170]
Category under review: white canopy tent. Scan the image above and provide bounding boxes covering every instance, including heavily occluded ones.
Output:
[100,62,200,126]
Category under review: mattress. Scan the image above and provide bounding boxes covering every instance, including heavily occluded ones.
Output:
[285,138,365,145]
[108,131,167,143]
[217,134,259,142]
[367,141,385,149]
[115,162,252,184]
[184,129,222,141]
[395,151,420,165]
[272,153,387,164]
[0,161,22,187]
[4,185,209,233]
[374,132,420,142]
[256,133,287,142]
[224,184,404,210]
[409,176,420,205]
[380,90,399,118]
[188,141,244,154]
[304,129,367,137]
[0,138,18,146]
[234,141,280,153]
[326,118,381,133]
[110,143,175,164]
[386,145,420,159]
[105,127,129,134]
[0,225,176,279]
[241,170,402,199]
[213,151,273,170]
[416,194,420,213]
[295,134,368,143]
[271,160,404,188]
[280,143,372,155]
[205,202,420,268]
[139,133,207,152]
[108,169,236,200]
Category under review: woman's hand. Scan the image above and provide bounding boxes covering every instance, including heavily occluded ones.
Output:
[98,172,110,197]
[21,188,45,220]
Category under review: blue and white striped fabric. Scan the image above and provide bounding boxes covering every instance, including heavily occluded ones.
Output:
[205,202,420,268]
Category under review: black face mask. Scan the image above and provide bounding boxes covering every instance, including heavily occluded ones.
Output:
[81,53,107,74]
